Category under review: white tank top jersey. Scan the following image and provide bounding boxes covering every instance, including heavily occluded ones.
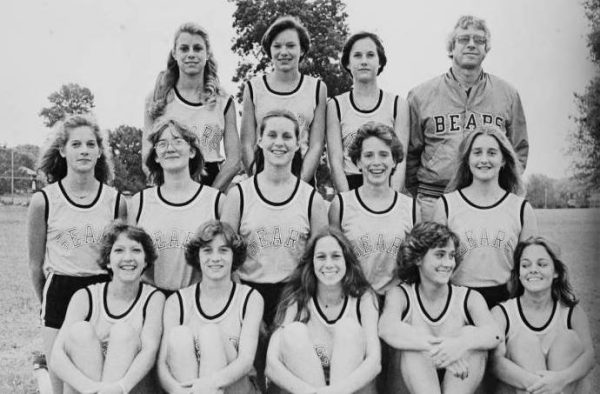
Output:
[331,90,399,175]
[498,297,574,357]
[175,282,257,354]
[400,283,473,336]
[441,190,526,288]
[247,74,322,156]
[134,185,222,291]
[236,176,316,283]
[160,89,233,163]
[40,181,120,277]
[338,189,416,294]
[85,282,159,344]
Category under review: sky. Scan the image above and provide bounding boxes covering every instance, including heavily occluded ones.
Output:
[0,0,595,178]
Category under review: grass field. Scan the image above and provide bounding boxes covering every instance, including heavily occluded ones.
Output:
[0,205,598,393]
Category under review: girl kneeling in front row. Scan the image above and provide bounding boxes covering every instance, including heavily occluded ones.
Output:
[379,222,501,394]
[266,229,381,393]
[491,236,595,393]
[158,220,264,394]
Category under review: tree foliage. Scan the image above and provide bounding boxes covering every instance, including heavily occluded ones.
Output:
[39,83,95,127]
[108,125,146,194]
[0,145,41,194]
[229,0,352,101]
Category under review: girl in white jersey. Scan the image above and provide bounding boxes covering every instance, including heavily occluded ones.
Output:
[51,222,164,394]
[240,15,327,183]
[130,118,223,293]
[158,220,264,394]
[379,222,501,394]
[433,125,537,307]
[144,23,240,191]
[329,121,416,295]
[28,114,125,394]
[327,32,409,192]
[491,236,594,393]
[267,229,380,393]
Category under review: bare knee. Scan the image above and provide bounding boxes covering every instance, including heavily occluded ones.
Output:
[280,322,310,355]
[66,321,97,347]
[167,325,195,354]
[506,331,544,369]
[548,330,584,370]
[108,322,139,347]
[333,318,363,344]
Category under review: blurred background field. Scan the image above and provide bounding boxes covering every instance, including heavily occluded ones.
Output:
[0,205,598,393]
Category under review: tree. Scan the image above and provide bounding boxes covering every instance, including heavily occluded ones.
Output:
[108,125,146,194]
[0,145,41,194]
[229,0,352,101]
[570,0,600,189]
[39,83,95,127]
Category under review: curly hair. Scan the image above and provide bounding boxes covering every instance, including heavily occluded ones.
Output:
[184,220,247,277]
[445,124,524,195]
[145,118,205,185]
[146,23,224,121]
[508,236,578,307]
[98,221,157,276]
[273,229,372,327]
[397,222,460,284]
[341,31,387,76]
[347,121,404,175]
[446,15,491,58]
[38,113,113,184]
[261,15,311,62]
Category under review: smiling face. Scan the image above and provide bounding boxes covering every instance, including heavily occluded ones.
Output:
[357,136,395,186]
[519,244,558,295]
[349,37,380,82]
[468,134,504,183]
[109,234,146,282]
[198,234,234,282]
[313,236,347,287]
[418,241,456,286]
[172,32,208,77]
[154,126,194,172]
[451,26,488,70]
[270,28,302,72]
[60,126,101,175]
[259,116,299,167]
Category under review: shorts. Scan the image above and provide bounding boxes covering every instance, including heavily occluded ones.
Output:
[41,272,109,329]
[240,281,286,329]
[471,284,509,308]
[202,161,223,187]
[346,174,363,190]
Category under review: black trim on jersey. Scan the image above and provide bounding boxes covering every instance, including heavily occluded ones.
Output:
[350,89,383,114]
[393,95,399,121]
[355,188,398,214]
[337,194,344,224]
[315,80,321,107]
[103,282,143,319]
[58,180,103,209]
[254,175,300,206]
[263,74,304,96]
[313,295,349,325]
[242,287,256,320]
[411,198,417,225]
[332,97,341,121]
[356,294,362,325]
[143,288,161,321]
[176,291,184,325]
[215,192,222,220]
[84,287,93,322]
[497,303,510,336]
[40,190,49,223]
[520,200,528,227]
[464,288,474,325]
[308,189,316,223]
[441,195,449,218]
[517,297,557,332]
[114,192,121,219]
[236,184,244,219]
[196,282,237,320]
[399,285,410,320]
[246,81,254,103]
[458,189,509,210]
[567,305,574,330]
[174,86,203,107]
[416,283,452,323]
[157,184,203,207]
[224,96,233,115]
[136,189,144,224]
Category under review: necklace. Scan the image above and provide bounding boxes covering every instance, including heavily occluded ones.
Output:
[317,295,343,309]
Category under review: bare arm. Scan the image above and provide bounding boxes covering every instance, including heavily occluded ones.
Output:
[240,84,257,176]
[220,186,242,232]
[519,202,538,241]
[27,192,47,303]
[390,97,410,193]
[211,98,241,192]
[157,295,187,393]
[328,195,342,231]
[142,92,155,178]
[310,192,328,236]
[326,98,349,192]
[301,82,328,183]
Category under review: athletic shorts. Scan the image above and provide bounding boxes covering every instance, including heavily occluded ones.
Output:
[41,272,109,329]
[346,174,363,190]
[471,284,509,308]
[240,281,286,329]
[202,161,223,187]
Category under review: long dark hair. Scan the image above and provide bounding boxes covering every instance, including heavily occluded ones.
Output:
[509,236,578,307]
[273,229,372,328]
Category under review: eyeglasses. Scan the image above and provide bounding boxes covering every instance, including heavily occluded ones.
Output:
[155,138,188,151]
[455,34,487,46]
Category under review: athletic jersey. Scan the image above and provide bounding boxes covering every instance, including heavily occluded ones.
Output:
[134,185,222,291]
[85,282,159,345]
[236,176,316,283]
[441,190,526,288]
[331,89,399,175]
[338,189,416,294]
[40,181,120,277]
[159,88,233,163]
[400,283,473,336]
[406,69,528,197]
[175,282,257,354]
[498,297,573,356]
[247,74,322,156]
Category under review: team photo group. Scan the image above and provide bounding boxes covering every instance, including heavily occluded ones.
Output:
[27,12,595,394]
